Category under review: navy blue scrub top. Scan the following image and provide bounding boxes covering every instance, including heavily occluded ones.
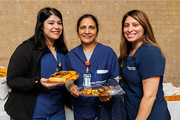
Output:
[121,43,170,120]
[62,43,120,119]
[32,51,65,119]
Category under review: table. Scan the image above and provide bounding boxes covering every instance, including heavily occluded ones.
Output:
[0,97,9,120]
[0,111,9,120]
[0,76,10,120]
[167,100,180,120]
[65,107,74,120]
[163,82,180,120]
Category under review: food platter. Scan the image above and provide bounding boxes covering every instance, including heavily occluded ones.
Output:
[48,70,79,83]
[75,84,110,97]
[75,84,125,97]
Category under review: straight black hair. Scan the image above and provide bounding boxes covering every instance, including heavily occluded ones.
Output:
[30,7,68,55]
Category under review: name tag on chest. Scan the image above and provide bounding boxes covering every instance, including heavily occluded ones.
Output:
[97,70,108,74]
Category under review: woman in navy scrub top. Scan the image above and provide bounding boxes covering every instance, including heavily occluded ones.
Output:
[5,7,69,120]
[119,10,170,120]
[62,14,126,120]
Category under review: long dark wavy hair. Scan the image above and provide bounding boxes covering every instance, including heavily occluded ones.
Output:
[30,7,68,55]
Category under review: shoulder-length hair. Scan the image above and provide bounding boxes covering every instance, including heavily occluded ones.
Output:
[31,7,68,55]
[119,9,162,67]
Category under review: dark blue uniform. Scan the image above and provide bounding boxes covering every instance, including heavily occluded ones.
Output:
[121,43,170,120]
[32,52,65,120]
[62,43,125,120]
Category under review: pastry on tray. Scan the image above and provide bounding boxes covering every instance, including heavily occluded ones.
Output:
[48,70,79,83]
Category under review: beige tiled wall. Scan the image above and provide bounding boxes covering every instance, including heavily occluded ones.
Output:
[0,0,179,85]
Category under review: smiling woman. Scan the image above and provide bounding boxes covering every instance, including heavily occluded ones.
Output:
[119,9,170,120]
[78,17,97,48]
[43,15,63,42]
[62,14,126,120]
[123,16,144,56]
[43,14,63,60]
[4,7,70,120]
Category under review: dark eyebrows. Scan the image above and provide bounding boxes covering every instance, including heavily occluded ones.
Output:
[80,24,95,26]
[47,20,62,22]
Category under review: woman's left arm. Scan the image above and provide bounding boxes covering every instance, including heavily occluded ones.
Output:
[136,76,160,120]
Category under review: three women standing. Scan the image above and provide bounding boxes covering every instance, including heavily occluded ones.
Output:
[5,6,170,120]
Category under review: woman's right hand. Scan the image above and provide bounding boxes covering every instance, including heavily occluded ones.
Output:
[40,78,62,89]
[70,85,79,97]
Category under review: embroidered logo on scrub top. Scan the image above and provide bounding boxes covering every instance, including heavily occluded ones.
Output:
[127,66,136,70]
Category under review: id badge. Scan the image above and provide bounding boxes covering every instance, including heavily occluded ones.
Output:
[83,73,91,87]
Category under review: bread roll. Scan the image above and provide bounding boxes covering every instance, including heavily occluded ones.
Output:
[49,70,79,83]
[48,77,67,83]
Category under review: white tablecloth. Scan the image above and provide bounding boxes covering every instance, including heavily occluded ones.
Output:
[0,76,10,120]
[0,97,9,120]
[0,111,9,120]
[65,107,74,120]
[167,101,180,120]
